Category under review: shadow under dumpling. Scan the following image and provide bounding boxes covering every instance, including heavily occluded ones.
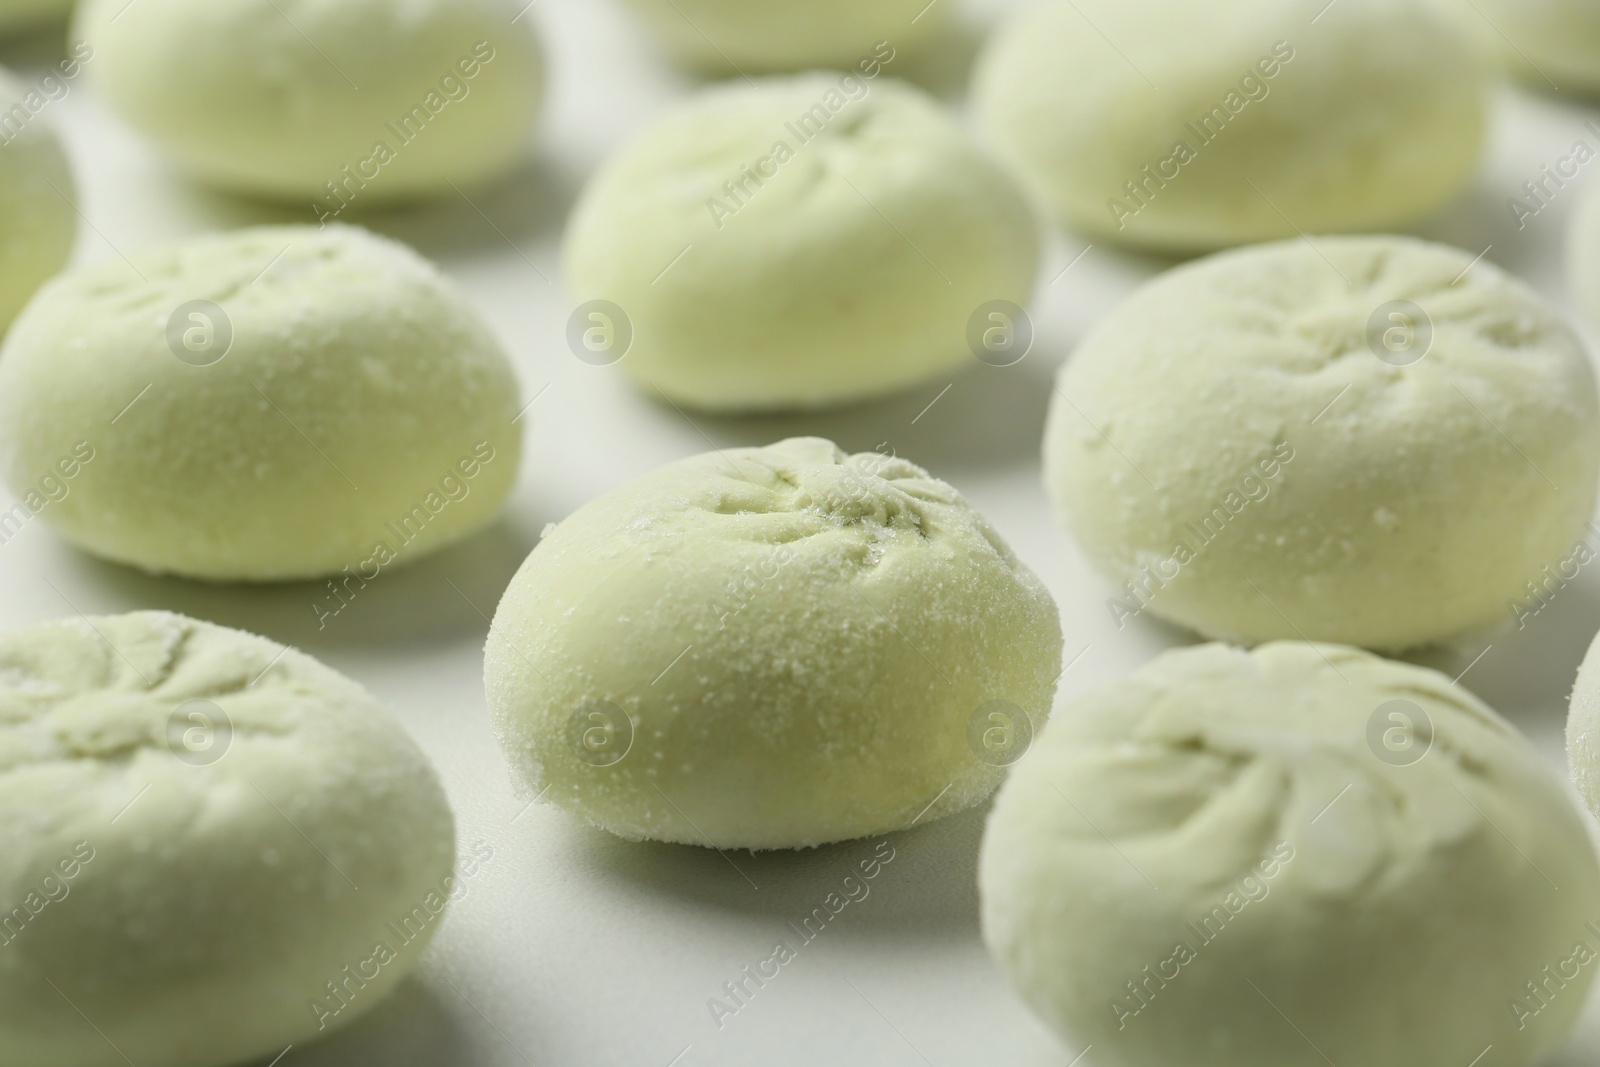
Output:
[56,515,541,653]
[261,977,467,1067]
[662,350,1062,472]
[547,799,990,943]
[168,153,576,267]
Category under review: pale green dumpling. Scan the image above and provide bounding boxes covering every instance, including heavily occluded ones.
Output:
[0,611,456,1067]
[982,642,1600,1067]
[622,0,941,73]
[486,438,1063,850]
[76,0,543,203]
[1044,236,1600,651]
[0,67,75,330]
[0,225,522,581]
[973,0,1489,251]
[565,76,1039,411]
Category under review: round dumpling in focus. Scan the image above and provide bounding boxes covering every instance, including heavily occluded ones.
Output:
[76,0,543,203]
[1044,235,1600,651]
[0,611,456,1067]
[973,0,1489,251]
[486,437,1063,850]
[565,75,1039,410]
[0,224,522,581]
[982,641,1600,1067]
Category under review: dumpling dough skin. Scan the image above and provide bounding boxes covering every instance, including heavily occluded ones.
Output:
[973,0,1489,251]
[0,611,455,1067]
[982,642,1600,1067]
[76,0,543,202]
[1044,236,1600,651]
[485,437,1063,850]
[0,67,75,331]
[621,0,944,73]
[564,76,1039,411]
[0,225,522,581]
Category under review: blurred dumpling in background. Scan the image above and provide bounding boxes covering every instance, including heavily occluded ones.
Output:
[0,65,75,331]
[564,75,1039,411]
[973,0,1490,252]
[75,0,544,206]
[621,0,945,75]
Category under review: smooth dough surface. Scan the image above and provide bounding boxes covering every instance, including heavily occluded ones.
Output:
[1044,236,1600,651]
[972,0,1488,251]
[981,641,1600,1067]
[622,0,943,73]
[76,0,542,202]
[564,76,1039,411]
[0,611,456,1067]
[0,224,522,581]
[0,67,75,330]
[486,437,1063,850]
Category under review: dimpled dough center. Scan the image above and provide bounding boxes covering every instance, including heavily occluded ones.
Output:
[1043,235,1600,651]
[981,642,1600,1067]
[564,76,1039,411]
[0,224,522,581]
[0,612,456,1067]
[485,437,1063,850]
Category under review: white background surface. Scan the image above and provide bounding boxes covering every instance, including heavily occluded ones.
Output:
[6,1,1600,1064]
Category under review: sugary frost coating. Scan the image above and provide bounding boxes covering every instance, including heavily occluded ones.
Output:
[564,76,1039,411]
[0,611,456,1067]
[621,0,943,73]
[982,642,1600,1067]
[485,437,1062,850]
[0,67,75,330]
[1044,236,1600,651]
[76,0,543,202]
[972,0,1488,251]
[0,225,522,581]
